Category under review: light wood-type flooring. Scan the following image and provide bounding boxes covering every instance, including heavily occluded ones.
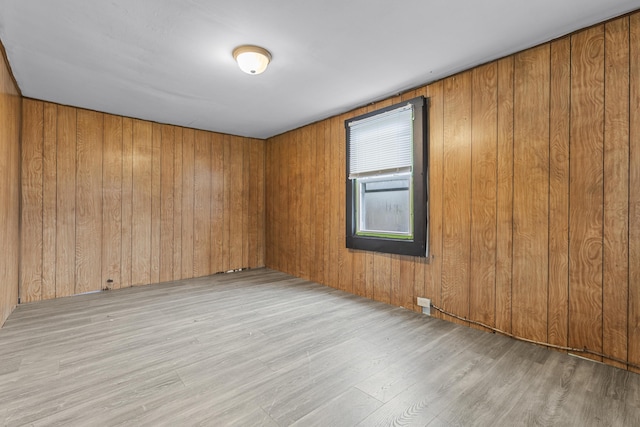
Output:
[1,268,639,426]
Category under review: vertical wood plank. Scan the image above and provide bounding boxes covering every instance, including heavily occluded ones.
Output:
[222,135,231,272]
[0,60,20,323]
[131,119,152,286]
[56,105,77,296]
[42,102,57,299]
[75,109,103,294]
[329,118,340,288]
[548,37,571,348]
[181,128,195,279]
[495,57,515,333]
[242,138,251,269]
[211,133,224,274]
[398,256,415,310]
[308,129,317,279]
[273,137,287,271]
[173,127,183,280]
[512,45,550,342]
[150,123,162,284]
[299,128,311,280]
[193,131,211,277]
[249,138,265,268]
[629,12,640,374]
[441,72,472,325]
[160,125,175,282]
[20,99,43,302]
[470,63,498,328]
[229,137,244,270]
[373,254,391,304]
[264,138,274,269]
[602,17,630,369]
[569,25,605,359]
[322,124,332,286]
[256,139,265,268]
[121,118,133,288]
[426,82,444,313]
[288,131,299,276]
[102,114,122,290]
[243,138,251,269]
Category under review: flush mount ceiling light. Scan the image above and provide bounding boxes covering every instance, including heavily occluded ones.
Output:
[232,45,271,75]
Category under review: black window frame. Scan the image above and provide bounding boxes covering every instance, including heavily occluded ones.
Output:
[345,96,429,257]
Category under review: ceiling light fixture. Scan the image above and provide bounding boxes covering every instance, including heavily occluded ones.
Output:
[232,45,271,75]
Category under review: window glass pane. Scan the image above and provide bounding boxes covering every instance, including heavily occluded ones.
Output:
[358,175,411,236]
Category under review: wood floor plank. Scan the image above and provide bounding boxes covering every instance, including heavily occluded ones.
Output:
[1,269,638,426]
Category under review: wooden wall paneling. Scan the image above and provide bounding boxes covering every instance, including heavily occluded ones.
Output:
[0,56,20,323]
[257,139,265,268]
[264,139,272,268]
[265,138,275,269]
[56,105,77,296]
[299,127,312,280]
[602,17,629,369]
[629,11,640,374]
[222,134,231,272]
[290,131,301,276]
[495,57,516,333]
[469,62,498,328]
[229,137,244,270]
[131,119,152,286]
[568,26,605,360]
[242,137,250,270]
[181,128,195,279]
[426,81,445,316]
[548,37,571,348]
[210,134,224,274]
[351,250,367,298]
[274,134,286,274]
[159,125,175,282]
[279,134,288,274]
[20,99,43,302]
[173,127,183,280]
[398,256,415,310]
[247,139,265,268]
[253,139,265,268]
[120,118,134,288]
[274,135,284,273]
[42,103,57,299]
[321,123,332,287]
[441,72,472,325]
[329,118,340,288]
[193,131,212,277]
[246,138,256,270]
[495,57,515,333]
[281,132,291,275]
[75,109,103,294]
[373,254,391,304]
[307,128,317,279]
[512,45,550,342]
[150,123,162,284]
[102,114,123,290]
[390,254,401,307]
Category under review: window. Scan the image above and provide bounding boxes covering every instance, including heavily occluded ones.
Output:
[346,96,428,257]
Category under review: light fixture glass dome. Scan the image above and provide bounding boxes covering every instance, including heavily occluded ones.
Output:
[233,45,271,75]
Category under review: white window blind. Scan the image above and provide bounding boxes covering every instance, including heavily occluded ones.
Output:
[348,103,413,179]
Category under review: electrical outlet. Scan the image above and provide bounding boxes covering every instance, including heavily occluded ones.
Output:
[416,297,431,316]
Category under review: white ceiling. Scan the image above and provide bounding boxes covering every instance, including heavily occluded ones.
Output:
[1,0,639,139]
